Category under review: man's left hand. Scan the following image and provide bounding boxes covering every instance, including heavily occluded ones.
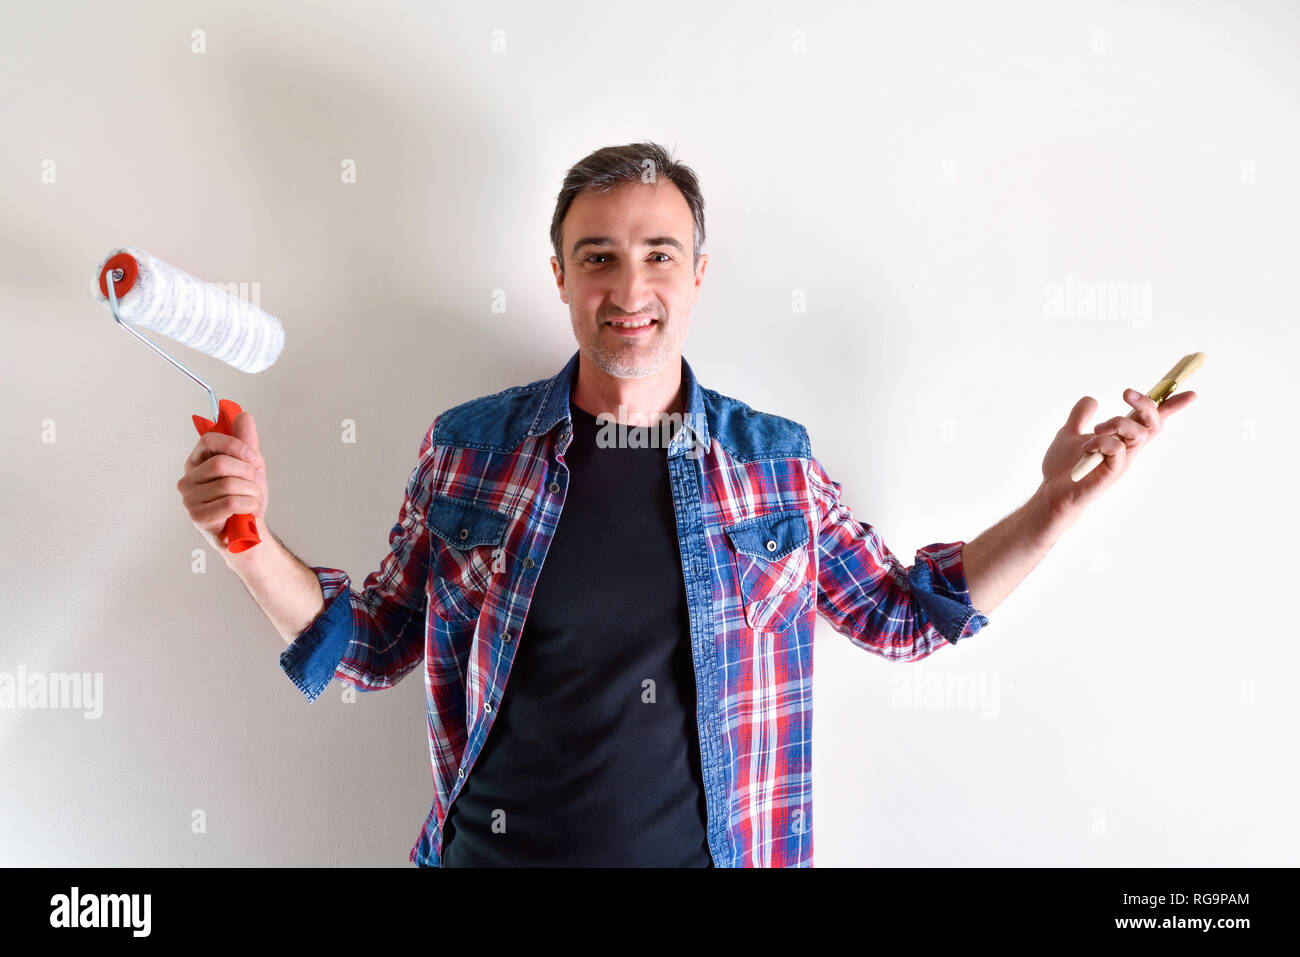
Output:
[1036,386,1198,526]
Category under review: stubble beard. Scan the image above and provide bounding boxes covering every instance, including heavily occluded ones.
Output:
[576,313,683,380]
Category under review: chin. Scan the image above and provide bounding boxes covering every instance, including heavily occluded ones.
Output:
[590,348,672,379]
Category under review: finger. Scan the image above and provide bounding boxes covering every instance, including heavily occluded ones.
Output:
[188,429,256,468]
[1122,388,1161,433]
[192,496,262,527]
[1158,391,1197,419]
[192,475,262,507]
[1093,414,1146,449]
[191,453,258,485]
[1065,396,1099,435]
[1081,431,1127,460]
[231,411,259,457]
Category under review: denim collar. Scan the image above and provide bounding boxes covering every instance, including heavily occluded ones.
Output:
[527,349,711,454]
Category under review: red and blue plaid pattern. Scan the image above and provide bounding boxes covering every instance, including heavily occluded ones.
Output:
[279,350,988,866]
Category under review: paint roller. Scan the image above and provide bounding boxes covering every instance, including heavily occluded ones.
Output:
[92,246,285,552]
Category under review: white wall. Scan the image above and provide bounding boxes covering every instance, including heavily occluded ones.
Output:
[1,0,1295,866]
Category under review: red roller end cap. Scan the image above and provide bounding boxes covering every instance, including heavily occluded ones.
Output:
[99,252,139,299]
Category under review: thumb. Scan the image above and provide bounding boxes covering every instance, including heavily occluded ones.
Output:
[1064,396,1098,435]
[231,410,259,452]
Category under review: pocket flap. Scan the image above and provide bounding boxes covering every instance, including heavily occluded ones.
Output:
[426,494,510,550]
[723,509,809,559]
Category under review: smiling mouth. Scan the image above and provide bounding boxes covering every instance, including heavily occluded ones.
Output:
[605,316,658,330]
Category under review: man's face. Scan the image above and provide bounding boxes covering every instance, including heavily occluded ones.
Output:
[551,180,707,379]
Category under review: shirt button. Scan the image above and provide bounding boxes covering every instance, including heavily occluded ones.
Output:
[484,701,493,713]
[458,767,465,778]
[766,539,778,552]
[522,557,534,569]
[459,528,469,541]
[502,632,512,643]
[548,481,560,494]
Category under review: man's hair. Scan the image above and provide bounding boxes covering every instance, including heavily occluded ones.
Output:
[550,141,706,276]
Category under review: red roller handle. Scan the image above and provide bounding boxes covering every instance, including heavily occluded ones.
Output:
[192,397,261,553]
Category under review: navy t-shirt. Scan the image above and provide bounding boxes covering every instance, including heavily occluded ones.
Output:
[439,399,713,866]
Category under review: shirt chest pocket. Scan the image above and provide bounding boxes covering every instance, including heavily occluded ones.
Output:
[723,509,814,633]
[424,493,512,622]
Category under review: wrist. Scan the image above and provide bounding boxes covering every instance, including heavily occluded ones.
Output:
[1027,483,1078,551]
[222,521,280,575]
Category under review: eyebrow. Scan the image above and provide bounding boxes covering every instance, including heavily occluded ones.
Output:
[570,236,686,258]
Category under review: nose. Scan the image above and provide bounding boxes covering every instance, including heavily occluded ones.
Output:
[609,262,655,317]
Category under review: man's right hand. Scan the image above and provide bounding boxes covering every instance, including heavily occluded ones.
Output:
[177,410,269,555]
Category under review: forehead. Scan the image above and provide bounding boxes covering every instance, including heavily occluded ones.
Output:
[563,180,693,240]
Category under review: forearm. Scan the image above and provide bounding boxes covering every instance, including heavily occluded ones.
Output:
[962,485,1073,616]
[223,527,326,645]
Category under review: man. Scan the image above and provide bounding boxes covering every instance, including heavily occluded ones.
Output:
[176,142,1197,867]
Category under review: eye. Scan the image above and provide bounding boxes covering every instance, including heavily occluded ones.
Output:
[583,252,673,264]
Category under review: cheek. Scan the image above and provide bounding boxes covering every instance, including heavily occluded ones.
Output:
[575,287,606,313]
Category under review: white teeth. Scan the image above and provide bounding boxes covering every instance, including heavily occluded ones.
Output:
[608,318,654,328]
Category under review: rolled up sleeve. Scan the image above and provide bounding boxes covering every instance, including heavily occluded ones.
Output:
[278,418,439,701]
[809,453,989,662]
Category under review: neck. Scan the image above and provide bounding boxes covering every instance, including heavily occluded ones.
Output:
[570,351,684,427]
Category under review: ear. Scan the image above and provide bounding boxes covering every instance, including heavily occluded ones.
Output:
[692,253,708,301]
[550,255,569,304]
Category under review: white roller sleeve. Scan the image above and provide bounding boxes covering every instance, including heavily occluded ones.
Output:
[92,245,284,373]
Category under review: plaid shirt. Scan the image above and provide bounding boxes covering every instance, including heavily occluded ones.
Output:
[279,349,989,866]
